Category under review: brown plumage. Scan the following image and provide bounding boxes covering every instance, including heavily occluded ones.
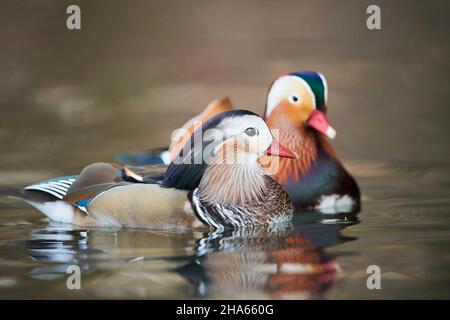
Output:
[193,176,293,228]
[264,109,319,184]
[197,140,266,206]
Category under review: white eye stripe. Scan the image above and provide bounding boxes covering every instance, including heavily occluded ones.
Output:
[266,75,317,116]
[213,114,273,155]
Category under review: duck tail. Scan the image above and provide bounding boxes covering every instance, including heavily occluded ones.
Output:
[0,186,24,198]
[0,186,77,224]
[0,185,59,203]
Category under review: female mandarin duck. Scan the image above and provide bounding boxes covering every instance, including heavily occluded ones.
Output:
[0,110,297,230]
[116,71,360,213]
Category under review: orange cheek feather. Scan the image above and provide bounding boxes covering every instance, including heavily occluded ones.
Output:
[273,100,312,128]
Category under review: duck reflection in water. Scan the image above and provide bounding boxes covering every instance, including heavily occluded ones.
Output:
[24,211,358,299]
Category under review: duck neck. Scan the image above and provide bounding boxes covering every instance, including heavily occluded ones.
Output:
[265,110,338,184]
[197,161,267,207]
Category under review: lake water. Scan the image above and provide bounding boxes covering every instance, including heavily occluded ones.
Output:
[0,0,449,299]
[0,161,449,299]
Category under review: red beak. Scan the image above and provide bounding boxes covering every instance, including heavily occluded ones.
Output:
[266,140,298,159]
[307,110,337,139]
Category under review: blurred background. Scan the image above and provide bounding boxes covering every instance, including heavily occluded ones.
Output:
[0,0,449,299]
[0,0,449,178]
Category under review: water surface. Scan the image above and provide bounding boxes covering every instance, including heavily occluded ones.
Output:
[0,161,449,299]
[0,0,449,299]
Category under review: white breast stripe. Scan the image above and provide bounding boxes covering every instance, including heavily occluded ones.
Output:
[25,178,76,200]
[192,189,222,229]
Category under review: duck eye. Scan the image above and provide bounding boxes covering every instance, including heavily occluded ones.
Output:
[245,127,258,137]
[289,93,301,104]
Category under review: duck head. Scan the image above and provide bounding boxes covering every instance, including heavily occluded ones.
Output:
[265,71,336,139]
[162,110,296,229]
[163,110,297,192]
[202,110,298,165]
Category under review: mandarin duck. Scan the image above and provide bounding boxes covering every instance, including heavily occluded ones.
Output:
[115,71,360,213]
[115,97,234,166]
[263,71,360,213]
[1,110,297,230]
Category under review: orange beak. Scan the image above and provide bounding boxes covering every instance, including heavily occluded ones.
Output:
[307,110,337,139]
[266,140,298,159]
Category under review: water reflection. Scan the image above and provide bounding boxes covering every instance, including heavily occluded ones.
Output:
[26,227,104,281]
[24,212,358,299]
[179,220,356,299]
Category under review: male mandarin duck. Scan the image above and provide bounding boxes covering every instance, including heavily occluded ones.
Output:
[263,71,360,213]
[115,97,234,166]
[115,71,360,213]
[0,110,297,230]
